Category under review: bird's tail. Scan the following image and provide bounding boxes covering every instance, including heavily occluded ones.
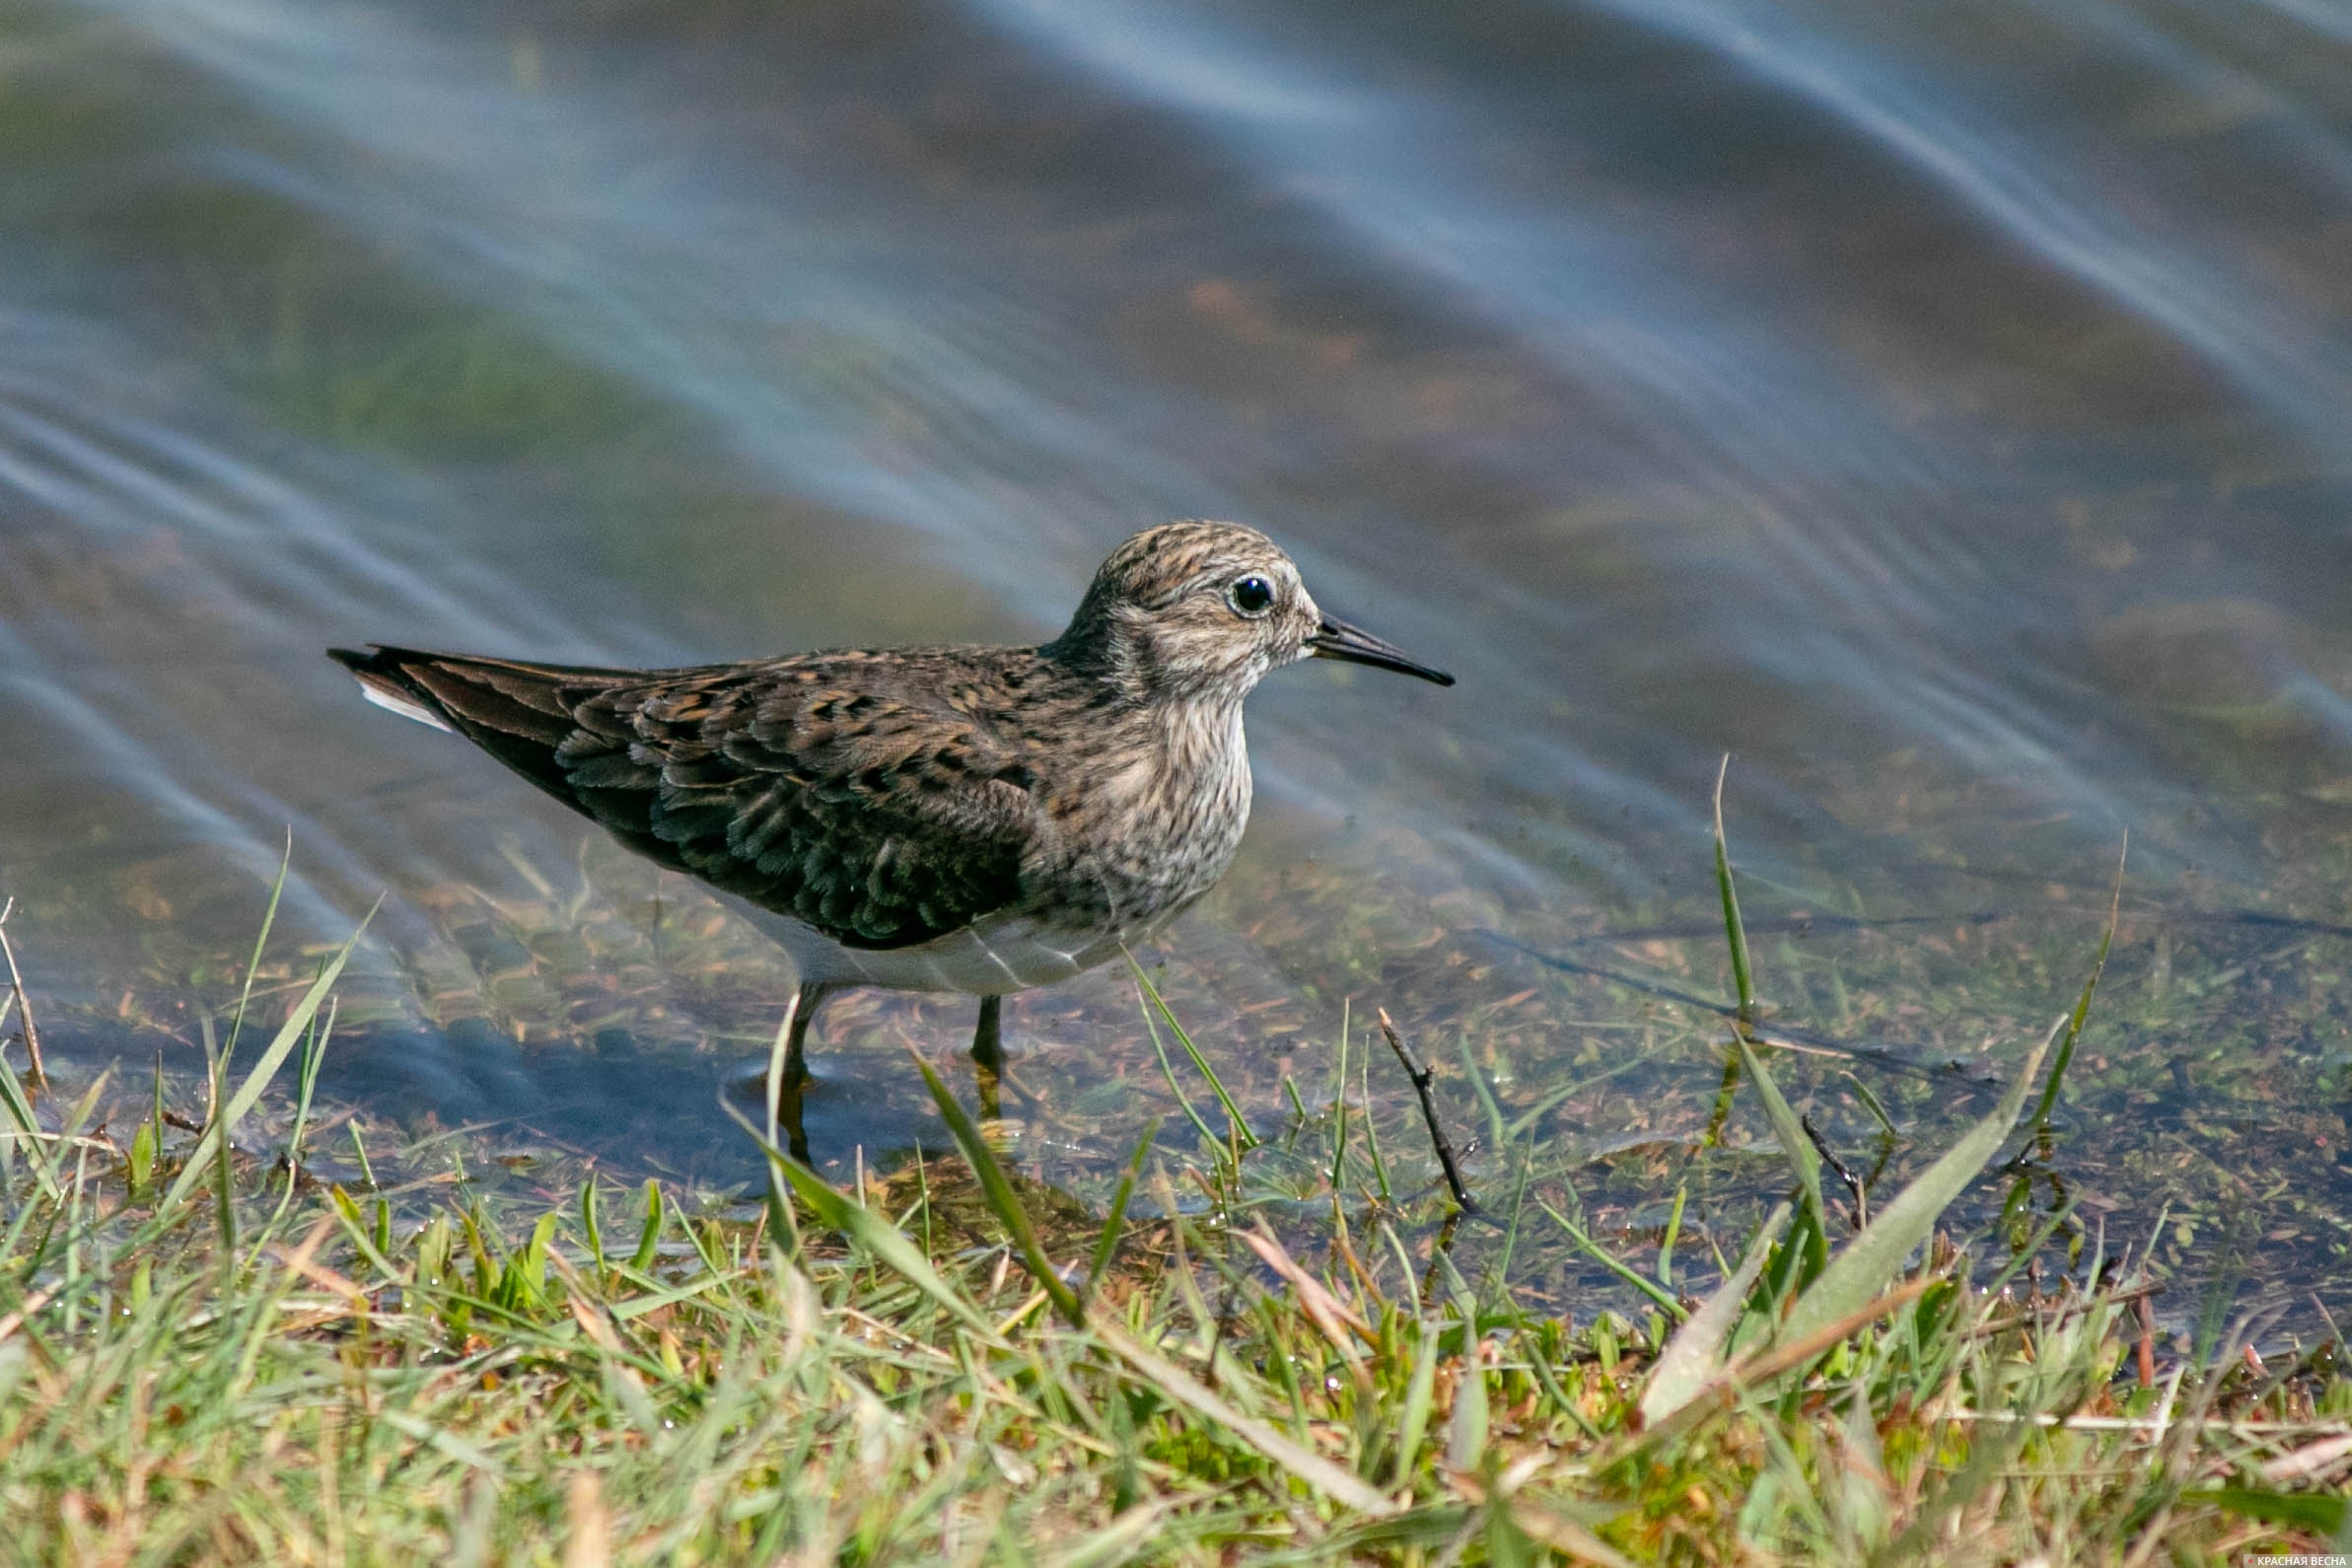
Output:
[328,645,461,733]
[326,644,653,797]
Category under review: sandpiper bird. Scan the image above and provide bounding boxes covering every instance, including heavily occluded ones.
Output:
[330,521,1451,1106]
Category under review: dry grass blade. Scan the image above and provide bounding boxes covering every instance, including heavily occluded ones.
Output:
[2261,1433,2352,1483]
[1090,1319,1397,1516]
[1630,1275,1941,1454]
[1240,1223,1370,1364]
[1507,1494,1639,1568]
[1641,1201,1791,1424]
[0,1282,60,1346]
[1040,1500,1177,1568]
[1738,1274,1939,1388]
[0,897,44,1085]
[563,1470,611,1568]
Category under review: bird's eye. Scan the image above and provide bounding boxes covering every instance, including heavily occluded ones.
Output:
[1226,575,1276,617]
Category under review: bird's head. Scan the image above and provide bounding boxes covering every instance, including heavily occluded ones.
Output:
[1049,521,1453,702]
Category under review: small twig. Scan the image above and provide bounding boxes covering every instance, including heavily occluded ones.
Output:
[1376,1009,1482,1216]
[0,898,44,1086]
[1801,1111,1867,1229]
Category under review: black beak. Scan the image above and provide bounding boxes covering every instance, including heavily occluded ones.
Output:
[1307,614,1455,686]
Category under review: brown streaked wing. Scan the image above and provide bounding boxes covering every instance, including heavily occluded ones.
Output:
[329,646,1037,949]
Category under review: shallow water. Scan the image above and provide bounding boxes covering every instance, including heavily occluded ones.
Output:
[5,0,2351,1325]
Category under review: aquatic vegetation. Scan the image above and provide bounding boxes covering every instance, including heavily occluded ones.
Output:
[0,853,2345,1563]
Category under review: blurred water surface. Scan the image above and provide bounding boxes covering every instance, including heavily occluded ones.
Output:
[5,0,2352,1317]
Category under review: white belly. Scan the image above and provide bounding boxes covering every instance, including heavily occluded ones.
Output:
[720,892,1159,995]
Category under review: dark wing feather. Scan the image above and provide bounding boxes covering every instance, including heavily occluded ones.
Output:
[329,645,1035,948]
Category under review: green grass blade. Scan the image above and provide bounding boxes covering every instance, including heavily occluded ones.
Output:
[1445,1299,1490,1470]
[761,991,800,1164]
[1328,998,1351,1196]
[1393,1314,1443,1483]
[717,1091,997,1339]
[163,901,377,1214]
[1127,956,1257,1150]
[1536,1197,1685,1319]
[323,1183,403,1282]
[209,1036,236,1253]
[909,1050,1086,1327]
[628,1178,664,1273]
[1712,755,1757,1022]
[1356,1031,1393,1203]
[254,1002,336,1252]
[756,993,804,1248]
[2025,835,2124,1143]
[1087,1117,1158,1301]
[1657,1181,1687,1290]
[1456,1033,1510,1154]
[1776,1019,2056,1353]
[579,1177,606,1272]
[1733,1032,1826,1256]
[1089,1320,1395,1515]
[1136,977,1221,1149]
[0,1041,58,1200]
[219,834,295,1071]
[346,1120,378,1189]
[1843,1072,1898,1139]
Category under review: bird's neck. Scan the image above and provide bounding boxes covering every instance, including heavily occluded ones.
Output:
[1043,612,1258,708]
[1151,688,1247,769]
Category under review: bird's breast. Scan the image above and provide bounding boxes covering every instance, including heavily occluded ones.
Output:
[1029,701,1251,929]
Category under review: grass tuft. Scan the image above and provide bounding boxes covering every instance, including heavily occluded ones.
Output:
[0,847,2347,1563]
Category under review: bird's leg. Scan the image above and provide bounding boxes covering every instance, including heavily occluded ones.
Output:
[786,982,834,1085]
[778,1071,813,1165]
[970,994,1009,1121]
[778,982,835,1164]
[970,994,1006,1074]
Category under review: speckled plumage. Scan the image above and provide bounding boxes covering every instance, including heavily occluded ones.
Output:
[331,521,1451,1086]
